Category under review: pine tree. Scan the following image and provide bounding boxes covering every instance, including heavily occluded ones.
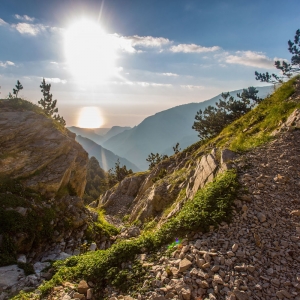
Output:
[38,78,58,117]
[255,29,300,84]
[38,78,66,126]
[13,80,23,98]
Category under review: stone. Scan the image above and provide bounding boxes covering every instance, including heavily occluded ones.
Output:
[0,103,88,197]
[291,210,300,216]
[62,296,72,300]
[73,293,85,299]
[232,244,239,252]
[178,258,192,272]
[78,280,89,294]
[233,290,249,300]
[181,288,191,300]
[17,254,27,264]
[221,149,237,164]
[89,243,97,251]
[213,274,224,285]
[186,154,218,199]
[0,265,24,288]
[257,212,267,222]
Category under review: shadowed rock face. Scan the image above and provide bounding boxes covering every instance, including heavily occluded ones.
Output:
[0,102,88,197]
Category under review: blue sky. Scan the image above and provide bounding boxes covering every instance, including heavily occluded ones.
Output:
[0,0,299,127]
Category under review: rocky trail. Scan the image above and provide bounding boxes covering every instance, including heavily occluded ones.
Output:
[41,130,300,300]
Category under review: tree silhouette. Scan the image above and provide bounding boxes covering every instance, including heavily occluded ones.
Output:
[13,80,23,98]
[255,29,300,84]
[193,87,260,140]
[38,78,66,126]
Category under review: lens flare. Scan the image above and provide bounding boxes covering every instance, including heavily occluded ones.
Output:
[77,106,104,128]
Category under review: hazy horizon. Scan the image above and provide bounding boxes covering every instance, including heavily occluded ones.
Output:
[0,0,298,127]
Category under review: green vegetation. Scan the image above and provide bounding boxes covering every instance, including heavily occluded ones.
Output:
[215,76,300,151]
[152,168,167,183]
[26,170,238,298]
[86,209,119,239]
[107,159,133,187]
[17,262,35,276]
[180,75,300,159]
[0,177,57,266]
[13,80,23,98]
[38,78,66,126]
[146,152,169,169]
[255,29,300,84]
[192,87,261,140]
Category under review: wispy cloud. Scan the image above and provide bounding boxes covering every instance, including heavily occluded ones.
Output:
[44,77,67,84]
[180,84,204,89]
[128,35,171,47]
[161,72,179,77]
[0,18,8,26]
[170,44,220,53]
[0,61,15,67]
[14,14,35,22]
[111,80,172,87]
[225,51,276,69]
[113,34,171,53]
[12,23,46,35]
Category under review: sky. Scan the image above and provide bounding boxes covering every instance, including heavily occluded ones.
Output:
[0,0,299,128]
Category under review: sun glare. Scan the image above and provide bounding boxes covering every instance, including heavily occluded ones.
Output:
[64,19,117,84]
[78,107,104,128]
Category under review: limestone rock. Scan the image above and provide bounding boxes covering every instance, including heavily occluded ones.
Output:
[0,100,88,197]
[186,153,218,199]
[221,149,237,164]
[179,258,192,272]
[77,280,89,294]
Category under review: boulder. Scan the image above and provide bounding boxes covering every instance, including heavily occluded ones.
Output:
[186,153,218,199]
[0,101,88,197]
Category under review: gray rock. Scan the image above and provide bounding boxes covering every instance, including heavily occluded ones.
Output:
[179,258,192,272]
[186,154,218,199]
[221,149,237,164]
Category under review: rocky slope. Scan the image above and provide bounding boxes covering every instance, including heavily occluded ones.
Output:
[0,99,88,197]
[46,125,300,300]
[0,99,117,299]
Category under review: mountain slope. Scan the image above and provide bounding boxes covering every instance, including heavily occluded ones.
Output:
[103,86,273,170]
[75,135,140,172]
[68,126,131,145]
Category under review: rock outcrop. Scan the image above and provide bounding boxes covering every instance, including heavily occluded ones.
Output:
[0,99,88,197]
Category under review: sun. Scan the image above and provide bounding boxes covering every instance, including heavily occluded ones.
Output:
[77,107,104,128]
[64,19,117,84]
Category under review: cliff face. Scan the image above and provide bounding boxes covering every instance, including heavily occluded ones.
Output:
[0,99,88,197]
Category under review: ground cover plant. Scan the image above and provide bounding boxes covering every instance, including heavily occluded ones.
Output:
[14,169,238,299]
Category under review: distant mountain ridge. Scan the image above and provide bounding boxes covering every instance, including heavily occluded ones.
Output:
[75,135,140,172]
[102,86,273,170]
[68,126,131,145]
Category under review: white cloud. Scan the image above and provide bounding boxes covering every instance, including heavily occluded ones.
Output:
[14,14,35,22]
[170,44,220,53]
[112,34,171,53]
[225,51,276,69]
[44,78,67,84]
[180,85,204,90]
[0,61,15,67]
[111,81,172,87]
[127,35,171,47]
[12,23,46,35]
[50,62,58,65]
[161,72,179,77]
[0,18,8,26]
